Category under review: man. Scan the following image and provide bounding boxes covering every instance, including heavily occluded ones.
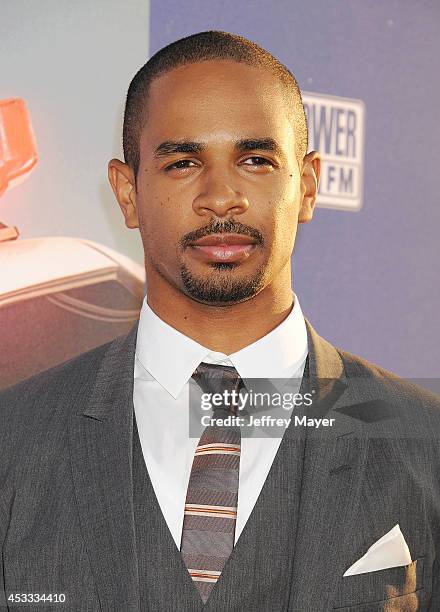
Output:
[1,31,439,612]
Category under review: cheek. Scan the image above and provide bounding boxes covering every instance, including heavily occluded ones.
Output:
[263,176,301,235]
[137,196,168,247]
[266,169,301,211]
[278,173,302,230]
[137,192,188,260]
[260,204,300,264]
[283,169,302,204]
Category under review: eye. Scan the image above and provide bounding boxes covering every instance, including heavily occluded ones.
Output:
[241,156,275,170]
[164,159,198,172]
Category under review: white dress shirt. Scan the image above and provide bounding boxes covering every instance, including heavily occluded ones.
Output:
[133,293,308,548]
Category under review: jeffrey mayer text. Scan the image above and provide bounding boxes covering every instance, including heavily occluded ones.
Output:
[201,415,336,428]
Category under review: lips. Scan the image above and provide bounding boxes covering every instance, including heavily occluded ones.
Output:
[190,233,257,246]
[188,233,258,263]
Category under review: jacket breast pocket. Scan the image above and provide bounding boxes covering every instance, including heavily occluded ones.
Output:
[332,558,427,610]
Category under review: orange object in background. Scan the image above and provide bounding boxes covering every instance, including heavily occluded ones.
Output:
[0,98,38,198]
[0,98,145,389]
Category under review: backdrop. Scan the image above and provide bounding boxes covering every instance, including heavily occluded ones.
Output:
[0,1,149,387]
[0,0,148,264]
[150,0,440,377]
[1,1,439,381]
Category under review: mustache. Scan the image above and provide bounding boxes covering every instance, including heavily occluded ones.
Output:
[180,218,264,249]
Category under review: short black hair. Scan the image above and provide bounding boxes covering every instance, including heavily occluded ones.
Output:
[123,30,308,179]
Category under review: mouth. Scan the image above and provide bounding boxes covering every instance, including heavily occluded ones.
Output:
[188,233,258,263]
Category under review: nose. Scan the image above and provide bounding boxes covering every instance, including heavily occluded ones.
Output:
[192,173,249,219]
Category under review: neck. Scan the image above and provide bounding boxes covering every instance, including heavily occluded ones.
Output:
[145,264,295,354]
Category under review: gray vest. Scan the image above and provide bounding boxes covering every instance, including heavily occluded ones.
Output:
[132,407,306,611]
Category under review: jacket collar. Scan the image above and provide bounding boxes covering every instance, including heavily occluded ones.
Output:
[81,316,346,421]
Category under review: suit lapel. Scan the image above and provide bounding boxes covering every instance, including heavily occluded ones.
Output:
[288,321,371,610]
[68,323,141,611]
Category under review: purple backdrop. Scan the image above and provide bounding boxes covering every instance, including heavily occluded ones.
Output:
[149,0,440,377]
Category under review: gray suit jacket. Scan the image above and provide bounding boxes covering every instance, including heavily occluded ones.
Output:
[1,320,439,611]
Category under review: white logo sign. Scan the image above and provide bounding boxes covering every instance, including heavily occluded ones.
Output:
[303,92,365,211]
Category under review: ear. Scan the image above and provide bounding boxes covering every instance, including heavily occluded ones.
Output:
[298,150,321,224]
[108,158,139,229]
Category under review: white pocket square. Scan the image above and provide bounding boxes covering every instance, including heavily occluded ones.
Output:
[343,524,412,577]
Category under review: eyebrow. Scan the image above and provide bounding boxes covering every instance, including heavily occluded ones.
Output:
[153,137,283,158]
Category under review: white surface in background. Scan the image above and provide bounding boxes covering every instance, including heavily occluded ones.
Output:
[0,236,145,296]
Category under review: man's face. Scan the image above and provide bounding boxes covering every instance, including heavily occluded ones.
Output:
[115,60,318,305]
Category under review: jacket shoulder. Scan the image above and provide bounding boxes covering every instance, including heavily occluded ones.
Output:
[336,346,440,415]
[0,337,117,458]
[1,338,114,408]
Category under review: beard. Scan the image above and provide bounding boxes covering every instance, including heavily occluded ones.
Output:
[180,261,266,305]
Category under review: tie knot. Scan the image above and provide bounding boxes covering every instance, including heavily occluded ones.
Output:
[191,363,244,418]
[192,362,243,395]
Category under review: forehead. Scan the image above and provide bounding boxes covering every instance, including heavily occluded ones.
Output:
[140,60,294,149]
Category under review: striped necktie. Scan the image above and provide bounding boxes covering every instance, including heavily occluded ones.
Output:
[180,362,243,604]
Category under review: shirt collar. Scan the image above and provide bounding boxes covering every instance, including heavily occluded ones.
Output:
[135,292,308,399]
